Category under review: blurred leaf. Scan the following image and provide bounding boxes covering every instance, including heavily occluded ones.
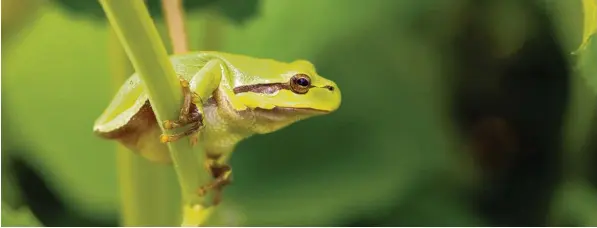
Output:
[546,0,584,53]
[2,2,121,217]
[547,0,597,166]
[551,181,597,226]
[486,0,528,58]
[577,34,597,93]
[1,203,43,227]
[576,0,597,52]
[574,0,597,92]
[51,0,259,24]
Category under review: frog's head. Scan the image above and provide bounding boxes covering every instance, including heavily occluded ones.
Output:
[231,58,342,133]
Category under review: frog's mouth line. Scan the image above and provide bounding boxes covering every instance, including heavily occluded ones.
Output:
[273,106,330,114]
[247,107,329,123]
[254,106,330,115]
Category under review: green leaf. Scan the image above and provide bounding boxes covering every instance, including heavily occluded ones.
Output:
[2,2,120,217]
[574,0,597,92]
[1,203,43,227]
[577,34,597,93]
[551,181,597,226]
[576,0,597,52]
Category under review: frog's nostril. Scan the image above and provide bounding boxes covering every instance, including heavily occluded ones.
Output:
[324,85,335,91]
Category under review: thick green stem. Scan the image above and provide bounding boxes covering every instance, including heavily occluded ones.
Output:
[109,27,180,226]
[116,145,181,226]
[99,0,216,225]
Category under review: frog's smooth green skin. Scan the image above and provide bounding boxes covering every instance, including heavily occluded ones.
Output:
[93,51,341,164]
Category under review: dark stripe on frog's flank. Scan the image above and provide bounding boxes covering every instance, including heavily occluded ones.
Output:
[233,83,319,94]
[233,83,291,94]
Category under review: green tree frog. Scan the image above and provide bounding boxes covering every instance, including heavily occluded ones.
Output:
[93,51,341,203]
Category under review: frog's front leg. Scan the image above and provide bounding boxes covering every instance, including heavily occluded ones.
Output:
[162,78,202,129]
[159,78,203,144]
[159,60,223,145]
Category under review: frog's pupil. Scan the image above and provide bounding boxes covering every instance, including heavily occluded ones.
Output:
[297,78,309,86]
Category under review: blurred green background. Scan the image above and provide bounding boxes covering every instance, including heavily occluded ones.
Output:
[2,0,597,226]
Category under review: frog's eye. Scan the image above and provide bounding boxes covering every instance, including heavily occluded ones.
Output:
[290,74,311,94]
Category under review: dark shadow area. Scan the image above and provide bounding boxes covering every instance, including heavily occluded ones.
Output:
[451,0,570,226]
[588,107,597,188]
[9,154,118,227]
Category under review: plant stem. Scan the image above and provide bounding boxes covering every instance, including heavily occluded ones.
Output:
[99,0,216,225]
[160,0,220,225]
[116,146,181,226]
[109,27,180,226]
[162,0,189,54]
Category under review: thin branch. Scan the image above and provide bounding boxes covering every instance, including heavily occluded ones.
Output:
[162,0,189,54]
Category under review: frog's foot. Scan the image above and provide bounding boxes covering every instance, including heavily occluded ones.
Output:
[197,160,232,205]
[159,120,201,144]
[160,77,203,145]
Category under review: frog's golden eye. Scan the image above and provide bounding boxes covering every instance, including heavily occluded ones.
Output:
[290,74,311,94]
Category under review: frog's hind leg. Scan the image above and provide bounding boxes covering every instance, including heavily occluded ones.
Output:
[160,77,203,145]
[197,154,233,205]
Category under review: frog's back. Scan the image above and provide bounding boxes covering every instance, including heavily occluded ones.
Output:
[93,51,290,163]
[172,51,299,88]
